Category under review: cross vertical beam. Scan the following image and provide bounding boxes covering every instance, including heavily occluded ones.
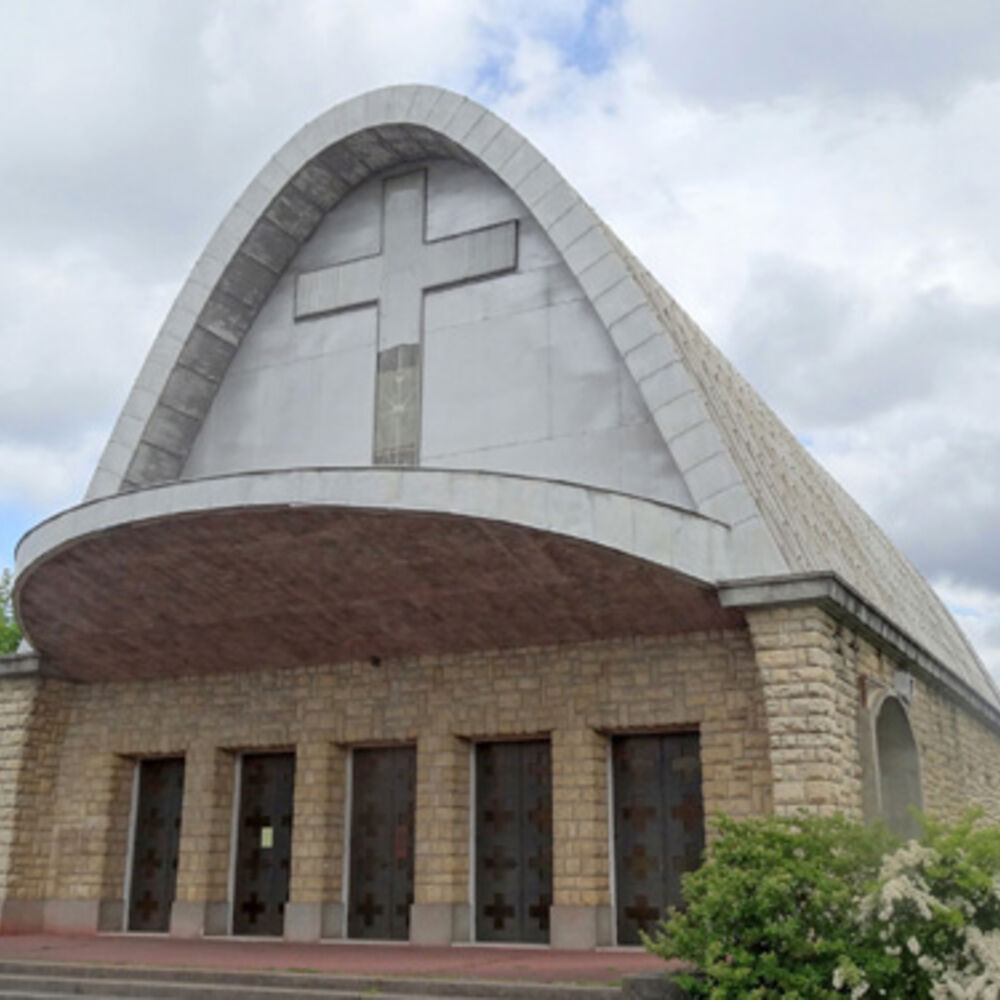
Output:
[294,170,518,465]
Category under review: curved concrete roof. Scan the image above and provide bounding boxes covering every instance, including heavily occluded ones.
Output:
[85,85,780,571]
[50,84,997,706]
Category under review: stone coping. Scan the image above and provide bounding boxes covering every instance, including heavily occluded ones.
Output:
[0,652,47,680]
[720,573,1000,733]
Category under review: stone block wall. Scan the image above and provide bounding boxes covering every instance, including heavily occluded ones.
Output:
[0,677,42,904]
[857,638,1000,824]
[552,727,608,908]
[747,603,1000,825]
[746,606,864,818]
[173,744,235,911]
[3,627,770,934]
[414,733,469,906]
[4,607,1000,941]
[0,673,70,930]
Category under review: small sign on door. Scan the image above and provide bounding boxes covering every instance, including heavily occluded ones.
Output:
[260,826,274,849]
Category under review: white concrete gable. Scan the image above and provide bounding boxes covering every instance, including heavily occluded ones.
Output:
[77,84,995,710]
[183,160,694,510]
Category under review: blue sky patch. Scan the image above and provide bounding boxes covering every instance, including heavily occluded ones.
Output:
[472,0,624,102]
[0,501,37,571]
[563,0,622,75]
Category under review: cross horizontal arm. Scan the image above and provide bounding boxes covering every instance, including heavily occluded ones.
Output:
[295,254,383,320]
[421,220,518,291]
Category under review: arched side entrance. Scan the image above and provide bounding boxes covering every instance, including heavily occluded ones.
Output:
[875,695,923,839]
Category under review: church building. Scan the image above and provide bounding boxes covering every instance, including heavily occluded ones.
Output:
[2,85,999,950]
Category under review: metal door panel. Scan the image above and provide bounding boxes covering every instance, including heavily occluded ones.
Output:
[128,757,185,932]
[475,740,552,943]
[613,732,704,944]
[348,745,416,940]
[233,752,295,936]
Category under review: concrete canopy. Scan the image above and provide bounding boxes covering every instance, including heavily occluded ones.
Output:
[13,85,997,709]
[15,470,738,681]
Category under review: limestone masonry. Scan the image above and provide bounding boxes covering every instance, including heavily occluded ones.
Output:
[2,85,998,949]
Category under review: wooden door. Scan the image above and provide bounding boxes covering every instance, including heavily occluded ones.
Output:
[613,732,704,944]
[233,752,295,936]
[475,740,552,943]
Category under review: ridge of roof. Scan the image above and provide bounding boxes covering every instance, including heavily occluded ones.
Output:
[607,228,998,705]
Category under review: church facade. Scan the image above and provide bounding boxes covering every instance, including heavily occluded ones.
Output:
[2,85,999,950]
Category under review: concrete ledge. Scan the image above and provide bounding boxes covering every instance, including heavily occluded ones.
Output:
[204,901,229,936]
[0,652,58,681]
[284,902,321,942]
[42,900,99,934]
[97,900,124,932]
[550,904,612,949]
[0,899,44,933]
[19,469,727,585]
[170,900,208,938]
[320,902,345,939]
[15,469,740,682]
[409,902,469,944]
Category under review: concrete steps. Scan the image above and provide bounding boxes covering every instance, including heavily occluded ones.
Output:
[0,961,625,1000]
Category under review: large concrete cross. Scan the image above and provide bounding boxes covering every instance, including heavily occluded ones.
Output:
[295,170,518,465]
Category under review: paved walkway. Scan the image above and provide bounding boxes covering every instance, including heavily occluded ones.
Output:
[0,934,666,983]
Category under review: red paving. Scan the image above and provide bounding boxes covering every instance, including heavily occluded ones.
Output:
[0,934,665,983]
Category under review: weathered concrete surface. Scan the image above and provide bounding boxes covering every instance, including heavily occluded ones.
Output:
[85,84,782,577]
[183,157,693,508]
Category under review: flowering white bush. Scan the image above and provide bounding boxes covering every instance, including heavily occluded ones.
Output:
[866,841,942,922]
[833,816,1000,1000]
[646,812,1000,1000]
[931,928,1000,999]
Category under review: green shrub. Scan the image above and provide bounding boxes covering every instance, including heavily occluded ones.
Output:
[0,568,20,654]
[645,812,1000,1000]
[644,813,895,999]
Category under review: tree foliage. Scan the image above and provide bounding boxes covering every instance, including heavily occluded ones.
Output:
[0,567,21,654]
[644,814,894,999]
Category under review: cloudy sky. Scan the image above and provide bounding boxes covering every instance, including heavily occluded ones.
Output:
[1,0,998,676]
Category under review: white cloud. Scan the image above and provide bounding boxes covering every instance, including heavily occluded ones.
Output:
[934,578,1000,679]
[623,0,1000,106]
[0,0,998,681]
[0,243,174,505]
